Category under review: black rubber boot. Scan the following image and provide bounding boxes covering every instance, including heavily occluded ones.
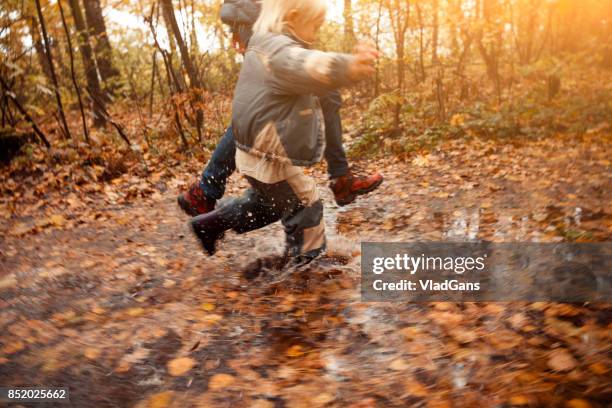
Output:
[190,191,283,256]
[190,210,228,256]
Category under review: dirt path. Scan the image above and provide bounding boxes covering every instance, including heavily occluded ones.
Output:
[1,136,610,407]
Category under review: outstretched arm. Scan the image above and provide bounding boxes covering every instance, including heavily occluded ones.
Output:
[267,44,378,96]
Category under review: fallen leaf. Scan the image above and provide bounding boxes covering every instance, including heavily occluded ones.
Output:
[389,358,409,371]
[115,360,132,373]
[91,307,106,315]
[312,392,335,405]
[84,348,101,360]
[588,362,608,375]
[200,303,216,311]
[508,313,527,329]
[400,326,421,339]
[2,340,25,354]
[509,395,530,406]
[250,400,274,408]
[80,259,97,269]
[426,399,452,408]
[412,155,431,167]
[126,307,145,317]
[9,222,34,236]
[548,349,578,372]
[167,357,195,377]
[208,373,235,390]
[0,274,18,290]
[449,328,477,344]
[201,314,223,324]
[382,218,395,231]
[49,214,66,227]
[516,372,538,383]
[146,391,175,408]
[286,345,305,358]
[347,398,377,408]
[450,114,466,127]
[405,379,428,397]
[565,399,592,408]
[151,327,168,339]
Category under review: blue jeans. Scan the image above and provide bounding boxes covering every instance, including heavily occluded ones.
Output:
[200,91,349,200]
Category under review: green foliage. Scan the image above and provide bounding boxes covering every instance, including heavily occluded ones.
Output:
[350,56,610,158]
[364,92,402,130]
[2,0,610,155]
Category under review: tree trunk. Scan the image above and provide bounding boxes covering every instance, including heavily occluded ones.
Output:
[477,34,501,103]
[189,0,199,55]
[67,0,106,127]
[34,0,72,140]
[396,41,405,129]
[52,34,71,81]
[386,0,410,130]
[160,0,202,141]
[477,0,503,103]
[147,10,183,94]
[432,0,439,65]
[147,3,189,146]
[435,67,446,122]
[374,0,383,97]
[149,51,158,119]
[83,0,119,87]
[27,17,53,82]
[343,0,356,52]
[456,31,473,77]
[160,0,200,89]
[58,0,89,143]
[448,0,461,60]
[416,2,426,81]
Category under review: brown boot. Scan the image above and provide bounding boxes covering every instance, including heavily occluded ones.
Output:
[177,181,216,216]
[331,170,384,206]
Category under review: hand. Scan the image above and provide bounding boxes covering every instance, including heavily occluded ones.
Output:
[232,31,247,55]
[352,41,378,56]
[348,43,379,81]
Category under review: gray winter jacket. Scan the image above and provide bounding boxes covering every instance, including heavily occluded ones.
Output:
[232,32,356,166]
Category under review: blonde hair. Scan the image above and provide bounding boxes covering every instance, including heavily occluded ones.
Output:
[253,0,327,35]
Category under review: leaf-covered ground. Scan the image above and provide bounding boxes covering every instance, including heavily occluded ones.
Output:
[0,134,610,407]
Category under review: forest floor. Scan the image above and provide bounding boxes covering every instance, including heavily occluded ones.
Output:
[0,132,611,407]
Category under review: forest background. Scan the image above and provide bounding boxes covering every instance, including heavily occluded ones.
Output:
[1,2,611,406]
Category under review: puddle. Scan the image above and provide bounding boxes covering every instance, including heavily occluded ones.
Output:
[443,209,480,241]
[347,199,593,242]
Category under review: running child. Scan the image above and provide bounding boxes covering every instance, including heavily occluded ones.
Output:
[191,0,378,263]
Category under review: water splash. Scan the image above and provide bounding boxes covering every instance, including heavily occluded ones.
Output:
[444,209,480,241]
